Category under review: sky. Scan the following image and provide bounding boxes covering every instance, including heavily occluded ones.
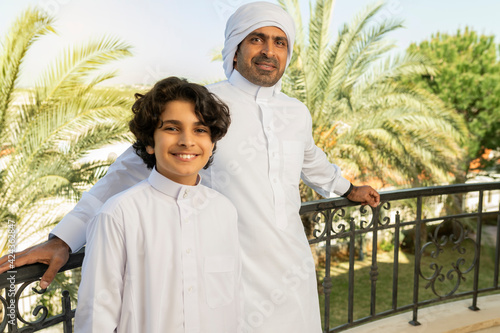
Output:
[1,0,500,87]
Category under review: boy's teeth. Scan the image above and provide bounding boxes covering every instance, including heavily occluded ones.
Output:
[179,154,195,159]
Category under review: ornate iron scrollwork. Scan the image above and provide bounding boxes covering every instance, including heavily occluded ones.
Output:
[0,292,9,332]
[419,220,477,298]
[380,202,392,227]
[16,279,49,328]
[358,204,372,229]
[0,277,76,332]
[312,208,346,241]
[310,201,392,242]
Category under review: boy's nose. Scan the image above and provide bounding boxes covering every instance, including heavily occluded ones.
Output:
[178,132,195,146]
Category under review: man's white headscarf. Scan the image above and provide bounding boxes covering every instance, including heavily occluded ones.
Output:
[222,1,296,81]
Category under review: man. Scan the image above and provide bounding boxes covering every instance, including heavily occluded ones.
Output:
[1,2,379,332]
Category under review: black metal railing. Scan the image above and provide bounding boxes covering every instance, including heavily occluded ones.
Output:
[0,251,83,332]
[302,182,500,332]
[1,182,499,332]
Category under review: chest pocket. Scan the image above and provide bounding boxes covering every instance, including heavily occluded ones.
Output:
[204,256,235,308]
[282,140,305,186]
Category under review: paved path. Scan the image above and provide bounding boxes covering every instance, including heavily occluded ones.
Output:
[342,294,500,333]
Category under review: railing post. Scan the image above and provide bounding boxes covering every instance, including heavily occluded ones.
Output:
[409,196,422,326]
[469,190,484,311]
[61,290,74,333]
[392,212,400,310]
[494,201,500,288]
[370,205,380,317]
[358,235,364,261]
[348,218,356,324]
[322,210,333,333]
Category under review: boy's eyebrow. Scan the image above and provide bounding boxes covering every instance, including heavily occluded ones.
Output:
[159,119,207,127]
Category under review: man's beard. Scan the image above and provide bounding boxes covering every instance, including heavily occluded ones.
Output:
[237,54,283,87]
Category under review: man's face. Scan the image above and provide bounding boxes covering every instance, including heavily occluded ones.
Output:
[233,26,288,87]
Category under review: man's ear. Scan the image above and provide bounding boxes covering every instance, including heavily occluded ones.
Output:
[233,50,238,70]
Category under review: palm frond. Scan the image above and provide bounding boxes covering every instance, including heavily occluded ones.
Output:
[0,7,55,139]
[36,35,132,103]
[0,7,133,255]
[283,0,467,198]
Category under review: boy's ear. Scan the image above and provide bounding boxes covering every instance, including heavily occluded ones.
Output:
[146,146,154,155]
[211,142,215,156]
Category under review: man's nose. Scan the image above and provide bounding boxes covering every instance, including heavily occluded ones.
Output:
[261,40,276,57]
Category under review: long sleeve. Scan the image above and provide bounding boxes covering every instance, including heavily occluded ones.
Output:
[75,212,125,333]
[300,111,351,197]
[50,146,150,252]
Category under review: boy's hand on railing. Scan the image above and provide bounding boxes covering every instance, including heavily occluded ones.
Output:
[0,236,70,289]
[346,185,380,208]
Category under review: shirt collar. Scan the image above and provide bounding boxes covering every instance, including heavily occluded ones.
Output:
[228,70,280,100]
[148,167,201,199]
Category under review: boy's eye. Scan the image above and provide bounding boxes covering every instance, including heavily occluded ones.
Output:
[164,126,178,131]
[195,127,209,133]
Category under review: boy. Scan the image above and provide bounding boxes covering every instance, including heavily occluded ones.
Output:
[75,77,241,333]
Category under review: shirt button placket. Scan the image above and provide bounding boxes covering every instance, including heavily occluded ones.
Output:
[178,188,199,330]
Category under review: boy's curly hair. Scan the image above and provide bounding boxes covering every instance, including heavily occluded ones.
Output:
[129,77,231,169]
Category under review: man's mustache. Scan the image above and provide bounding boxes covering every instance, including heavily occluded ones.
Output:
[252,56,279,67]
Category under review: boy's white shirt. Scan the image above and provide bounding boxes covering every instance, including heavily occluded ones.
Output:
[75,167,242,333]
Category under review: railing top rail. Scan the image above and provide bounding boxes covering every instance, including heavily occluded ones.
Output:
[0,250,84,290]
[299,181,500,214]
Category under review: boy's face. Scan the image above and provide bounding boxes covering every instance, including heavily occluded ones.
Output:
[146,100,214,185]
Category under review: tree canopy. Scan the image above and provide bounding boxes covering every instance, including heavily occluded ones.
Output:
[407,27,500,172]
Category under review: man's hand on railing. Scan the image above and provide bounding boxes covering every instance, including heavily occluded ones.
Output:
[0,236,70,289]
[346,185,381,208]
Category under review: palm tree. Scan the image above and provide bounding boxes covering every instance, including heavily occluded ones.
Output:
[0,6,133,256]
[278,0,468,201]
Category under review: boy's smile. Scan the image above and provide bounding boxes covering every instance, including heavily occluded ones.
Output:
[146,100,214,185]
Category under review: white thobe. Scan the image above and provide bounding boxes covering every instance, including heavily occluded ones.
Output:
[74,168,241,333]
[54,70,351,333]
